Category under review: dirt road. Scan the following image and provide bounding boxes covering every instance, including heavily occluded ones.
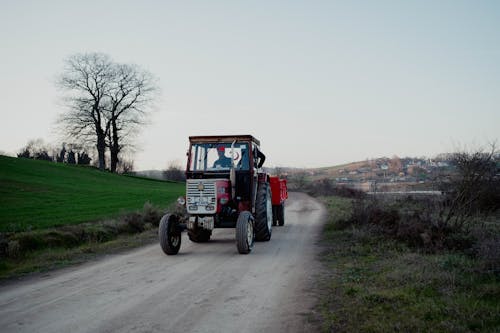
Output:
[0,193,325,333]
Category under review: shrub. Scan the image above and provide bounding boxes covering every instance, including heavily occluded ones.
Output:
[163,162,185,181]
[471,221,500,274]
[7,240,20,258]
[341,195,476,252]
[142,201,162,226]
[307,178,366,199]
[123,212,145,233]
[1,201,164,259]
[440,145,500,228]
[475,236,500,274]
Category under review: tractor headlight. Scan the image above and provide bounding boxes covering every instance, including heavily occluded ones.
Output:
[177,196,186,206]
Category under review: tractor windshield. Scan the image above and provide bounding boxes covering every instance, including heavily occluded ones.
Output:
[189,142,250,172]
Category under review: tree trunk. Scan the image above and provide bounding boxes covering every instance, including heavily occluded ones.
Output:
[96,129,106,171]
[110,119,119,173]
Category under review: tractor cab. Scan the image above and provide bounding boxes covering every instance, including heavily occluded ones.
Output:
[186,135,265,213]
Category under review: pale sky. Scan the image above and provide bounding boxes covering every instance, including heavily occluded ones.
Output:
[1,0,499,170]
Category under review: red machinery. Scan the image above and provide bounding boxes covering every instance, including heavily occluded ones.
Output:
[270,176,287,226]
[159,135,288,255]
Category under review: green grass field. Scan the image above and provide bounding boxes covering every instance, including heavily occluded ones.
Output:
[0,156,184,232]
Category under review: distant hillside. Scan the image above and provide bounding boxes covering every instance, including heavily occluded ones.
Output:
[308,156,453,182]
[0,156,184,232]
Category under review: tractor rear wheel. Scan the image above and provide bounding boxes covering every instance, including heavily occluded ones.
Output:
[236,211,254,254]
[188,228,212,242]
[255,182,272,241]
[159,214,181,255]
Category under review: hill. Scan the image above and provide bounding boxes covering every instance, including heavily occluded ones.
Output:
[0,156,184,232]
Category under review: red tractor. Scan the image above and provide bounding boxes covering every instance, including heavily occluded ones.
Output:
[159,135,288,255]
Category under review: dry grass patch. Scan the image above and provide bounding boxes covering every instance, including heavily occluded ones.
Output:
[314,196,499,333]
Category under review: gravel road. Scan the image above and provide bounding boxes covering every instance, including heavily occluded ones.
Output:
[0,192,325,333]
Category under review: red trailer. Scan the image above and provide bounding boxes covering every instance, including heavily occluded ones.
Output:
[270,176,287,226]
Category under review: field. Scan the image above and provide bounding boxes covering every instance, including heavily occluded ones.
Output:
[316,196,500,332]
[0,155,184,232]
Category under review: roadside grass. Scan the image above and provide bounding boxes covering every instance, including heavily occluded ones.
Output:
[317,196,500,332]
[0,155,184,232]
[0,155,185,280]
[0,201,172,280]
[0,228,158,280]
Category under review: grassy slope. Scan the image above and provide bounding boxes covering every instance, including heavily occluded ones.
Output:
[0,156,184,232]
[317,196,499,332]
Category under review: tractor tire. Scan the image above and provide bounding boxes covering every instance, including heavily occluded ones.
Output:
[188,228,212,242]
[158,214,181,255]
[278,203,285,226]
[236,211,254,254]
[255,182,272,241]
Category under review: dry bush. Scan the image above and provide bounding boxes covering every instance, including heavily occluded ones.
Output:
[342,196,475,252]
[142,201,162,226]
[1,202,164,259]
[470,220,500,274]
[338,146,499,253]
[163,162,185,182]
[440,144,500,229]
[475,237,500,274]
[122,212,145,233]
[117,159,135,174]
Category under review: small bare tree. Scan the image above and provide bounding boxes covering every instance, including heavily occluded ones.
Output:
[17,139,53,161]
[163,161,185,182]
[289,170,308,190]
[440,143,499,228]
[117,158,135,174]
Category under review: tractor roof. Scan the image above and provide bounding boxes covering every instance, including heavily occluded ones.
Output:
[189,135,260,146]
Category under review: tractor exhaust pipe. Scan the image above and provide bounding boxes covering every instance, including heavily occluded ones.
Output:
[230,140,236,200]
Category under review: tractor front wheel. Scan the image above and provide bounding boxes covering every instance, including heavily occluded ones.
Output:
[236,211,254,254]
[159,214,181,255]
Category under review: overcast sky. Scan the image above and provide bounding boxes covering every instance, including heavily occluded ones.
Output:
[1,1,499,170]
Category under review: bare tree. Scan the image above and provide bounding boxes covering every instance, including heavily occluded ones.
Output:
[289,170,308,190]
[163,161,185,182]
[389,155,402,174]
[117,158,135,174]
[273,166,285,177]
[58,53,113,170]
[441,143,499,228]
[17,138,54,161]
[57,52,157,172]
[106,64,157,173]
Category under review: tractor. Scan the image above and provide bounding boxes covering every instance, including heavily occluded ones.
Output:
[159,135,288,255]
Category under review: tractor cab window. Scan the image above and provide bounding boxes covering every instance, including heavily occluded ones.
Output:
[189,143,250,172]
